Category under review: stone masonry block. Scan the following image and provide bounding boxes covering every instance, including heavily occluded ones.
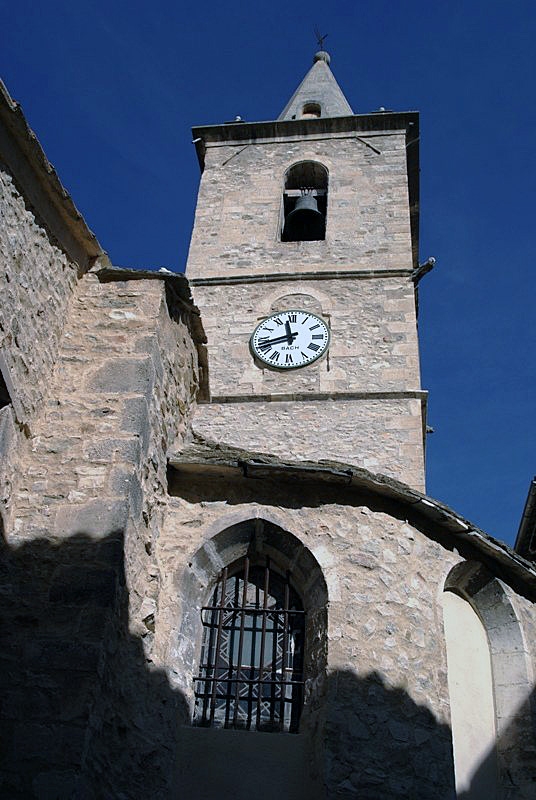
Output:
[121,396,151,454]
[108,467,143,519]
[55,499,129,538]
[84,437,141,464]
[85,357,155,397]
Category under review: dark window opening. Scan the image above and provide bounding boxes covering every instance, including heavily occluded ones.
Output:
[281,161,328,242]
[194,556,305,733]
[0,370,11,410]
[302,102,321,118]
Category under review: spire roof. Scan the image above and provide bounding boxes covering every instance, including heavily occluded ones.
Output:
[278,51,353,121]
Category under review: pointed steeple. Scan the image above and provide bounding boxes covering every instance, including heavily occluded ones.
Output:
[278,51,353,121]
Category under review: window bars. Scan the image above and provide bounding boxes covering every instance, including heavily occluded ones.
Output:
[194,557,305,733]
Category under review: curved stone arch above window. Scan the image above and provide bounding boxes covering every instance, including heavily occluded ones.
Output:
[270,292,323,316]
[261,284,334,318]
[284,160,329,190]
[177,515,328,732]
[443,560,534,799]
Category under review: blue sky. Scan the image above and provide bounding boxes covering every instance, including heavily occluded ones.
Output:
[1,0,535,546]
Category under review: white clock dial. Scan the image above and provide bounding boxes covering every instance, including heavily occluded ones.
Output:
[250,310,330,369]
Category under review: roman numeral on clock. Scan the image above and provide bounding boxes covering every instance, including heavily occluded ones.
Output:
[270,351,280,362]
[312,334,324,340]
[308,343,321,352]
[285,354,293,364]
[287,313,297,323]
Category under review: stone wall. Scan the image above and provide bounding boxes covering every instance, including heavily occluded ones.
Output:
[0,271,201,798]
[187,132,413,278]
[0,162,82,527]
[155,468,536,799]
[193,398,424,490]
[192,278,420,397]
[189,274,425,489]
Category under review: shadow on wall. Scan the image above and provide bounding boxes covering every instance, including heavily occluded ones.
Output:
[0,525,190,799]
[324,669,455,800]
[455,685,536,800]
[0,515,452,799]
[1,514,528,800]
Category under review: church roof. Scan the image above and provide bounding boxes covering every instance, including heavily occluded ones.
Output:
[169,438,536,598]
[515,477,536,560]
[0,79,106,272]
[278,51,353,121]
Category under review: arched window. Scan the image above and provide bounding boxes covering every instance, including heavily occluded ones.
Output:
[281,161,328,242]
[301,102,321,118]
[443,562,534,799]
[442,589,498,799]
[194,555,305,732]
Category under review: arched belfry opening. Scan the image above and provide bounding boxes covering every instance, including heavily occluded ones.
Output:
[281,161,328,242]
[180,517,328,735]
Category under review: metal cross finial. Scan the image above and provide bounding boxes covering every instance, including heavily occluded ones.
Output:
[314,26,328,51]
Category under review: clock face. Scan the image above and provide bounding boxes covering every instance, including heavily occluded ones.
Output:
[250,309,330,369]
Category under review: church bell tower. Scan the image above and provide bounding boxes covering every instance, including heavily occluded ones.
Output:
[186,51,425,491]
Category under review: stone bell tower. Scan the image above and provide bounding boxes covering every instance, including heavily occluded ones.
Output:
[187,51,426,491]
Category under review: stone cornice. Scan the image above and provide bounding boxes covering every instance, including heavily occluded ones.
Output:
[188,268,413,287]
[203,390,427,405]
[192,111,419,156]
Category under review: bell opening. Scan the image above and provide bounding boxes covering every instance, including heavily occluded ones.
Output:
[282,191,326,242]
[281,161,328,243]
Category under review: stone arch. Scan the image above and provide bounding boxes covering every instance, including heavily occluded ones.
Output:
[261,283,334,317]
[443,561,533,798]
[176,516,328,730]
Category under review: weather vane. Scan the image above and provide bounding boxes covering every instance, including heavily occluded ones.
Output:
[314,26,328,51]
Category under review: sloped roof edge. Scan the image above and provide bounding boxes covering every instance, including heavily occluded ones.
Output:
[515,477,536,559]
[0,80,105,273]
[169,438,536,595]
[278,54,353,120]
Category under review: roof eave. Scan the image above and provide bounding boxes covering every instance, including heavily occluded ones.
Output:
[0,80,106,274]
[169,439,536,597]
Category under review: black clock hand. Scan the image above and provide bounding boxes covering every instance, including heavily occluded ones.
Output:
[258,332,298,349]
[285,320,294,344]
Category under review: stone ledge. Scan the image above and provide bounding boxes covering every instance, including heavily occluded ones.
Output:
[203,390,428,405]
[189,268,413,287]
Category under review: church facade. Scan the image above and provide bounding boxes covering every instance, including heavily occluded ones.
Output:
[1,54,535,799]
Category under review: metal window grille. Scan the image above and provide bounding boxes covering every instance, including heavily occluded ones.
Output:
[194,557,305,732]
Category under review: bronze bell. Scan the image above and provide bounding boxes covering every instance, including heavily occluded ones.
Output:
[283,192,325,241]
